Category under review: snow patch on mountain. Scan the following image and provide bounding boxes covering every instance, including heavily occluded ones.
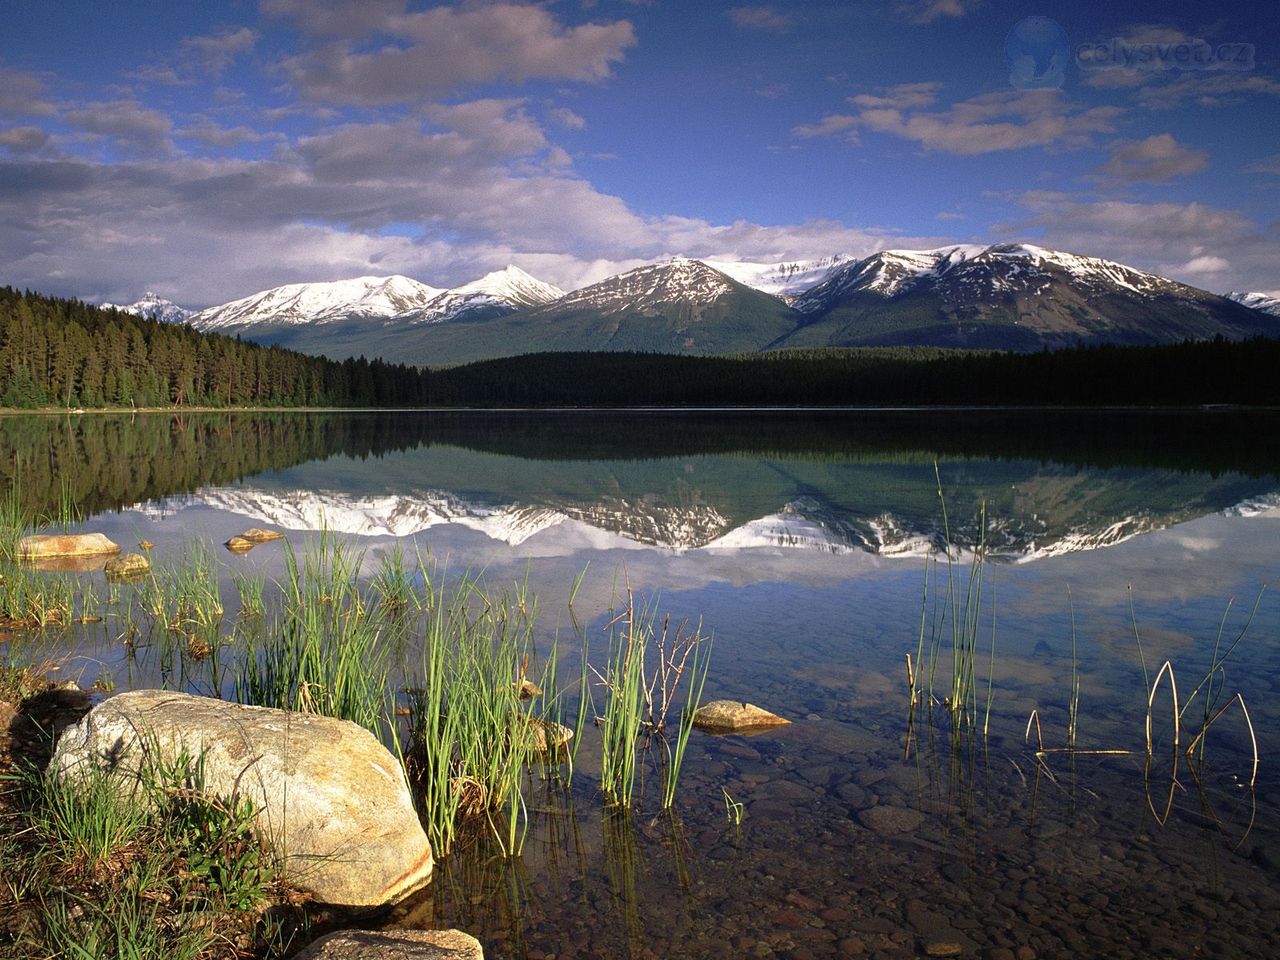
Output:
[1227,291,1280,316]
[547,258,740,315]
[102,292,194,324]
[405,266,564,325]
[163,488,566,544]
[702,255,854,298]
[191,275,443,330]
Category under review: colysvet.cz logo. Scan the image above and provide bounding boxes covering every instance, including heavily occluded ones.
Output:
[1076,37,1255,73]
[1005,17,1071,90]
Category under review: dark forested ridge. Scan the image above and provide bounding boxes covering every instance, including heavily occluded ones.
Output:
[429,340,1280,407]
[0,287,431,408]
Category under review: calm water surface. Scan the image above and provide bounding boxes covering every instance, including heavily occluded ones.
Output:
[3,409,1279,959]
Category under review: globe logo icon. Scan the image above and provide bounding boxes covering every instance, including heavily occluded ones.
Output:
[1005,16,1069,90]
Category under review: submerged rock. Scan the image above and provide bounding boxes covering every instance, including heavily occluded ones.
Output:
[692,699,791,734]
[16,533,119,559]
[294,929,483,959]
[524,716,573,754]
[103,552,150,581]
[224,535,254,553]
[49,690,433,908]
[239,527,285,544]
[857,804,925,835]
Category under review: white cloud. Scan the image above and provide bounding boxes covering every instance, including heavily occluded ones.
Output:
[62,99,174,156]
[269,1,637,105]
[1247,153,1280,176]
[894,1,979,25]
[1100,134,1208,183]
[728,6,793,34]
[547,107,587,130]
[1001,192,1279,294]
[796,85,1124,155]
[0,125,51,153]
[0,66,57,119]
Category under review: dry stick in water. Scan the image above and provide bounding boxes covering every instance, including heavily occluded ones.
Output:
[1144,660,1181,826]
[1184,692,1259,789]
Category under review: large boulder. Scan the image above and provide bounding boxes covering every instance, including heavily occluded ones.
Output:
[17,533,120,559]
[49,690,432,908]
[294,929,483,960]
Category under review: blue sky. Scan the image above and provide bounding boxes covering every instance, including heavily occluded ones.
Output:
[1,0,1277,306]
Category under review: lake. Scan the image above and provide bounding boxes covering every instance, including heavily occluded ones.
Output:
[3,408,1278,959]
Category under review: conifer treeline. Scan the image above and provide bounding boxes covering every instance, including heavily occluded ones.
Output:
[429,339,1280,407]
[0,288,431,408]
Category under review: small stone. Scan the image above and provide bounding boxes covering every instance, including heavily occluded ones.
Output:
[925,943,963,957]
[224,535,254,553]
[0,700,18,736]
[103,553,150,581]
[693,700,790,733]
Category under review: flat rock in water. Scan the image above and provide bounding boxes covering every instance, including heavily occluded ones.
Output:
[49,690,433,908]
[692,699,791,734]
[16,533,119,559]
[857,804,925,835]
[103,553,150,581]
[294,930,483,960]
[239,527,285,544]
[224,535,254,553]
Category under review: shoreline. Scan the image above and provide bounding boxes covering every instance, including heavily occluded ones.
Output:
[2,402,1278,416]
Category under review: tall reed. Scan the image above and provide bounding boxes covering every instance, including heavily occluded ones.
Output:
[235,530,390,734]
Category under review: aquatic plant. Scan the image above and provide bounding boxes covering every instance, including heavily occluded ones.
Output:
[404,567,571,858]
[722,788,744,827]
[909,468,993,737]
[235,530,390,734]
[594,591,711,809]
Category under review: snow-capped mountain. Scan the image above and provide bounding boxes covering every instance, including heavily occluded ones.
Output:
[142,242,1280,364]
[794,242,1197,314]
[782,241,1278,351]
[1227,291,1280,316]
[702,254,855,298]
[102,291,194,325]
[545,257,738,315]
[188,267,563,335]
[470,256,800,357]
[403,266,563,325]
[140,480,1280,561]
[190,275,443,331]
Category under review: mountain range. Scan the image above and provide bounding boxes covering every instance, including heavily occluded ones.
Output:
[101,243,1280,365]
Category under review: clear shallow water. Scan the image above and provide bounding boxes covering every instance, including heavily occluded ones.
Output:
[3,409,1279,959]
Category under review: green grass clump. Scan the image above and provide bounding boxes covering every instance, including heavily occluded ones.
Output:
[594,592,711,810]
[236,530,391,734]
[1,750,281,960]
[406,567,570,858]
